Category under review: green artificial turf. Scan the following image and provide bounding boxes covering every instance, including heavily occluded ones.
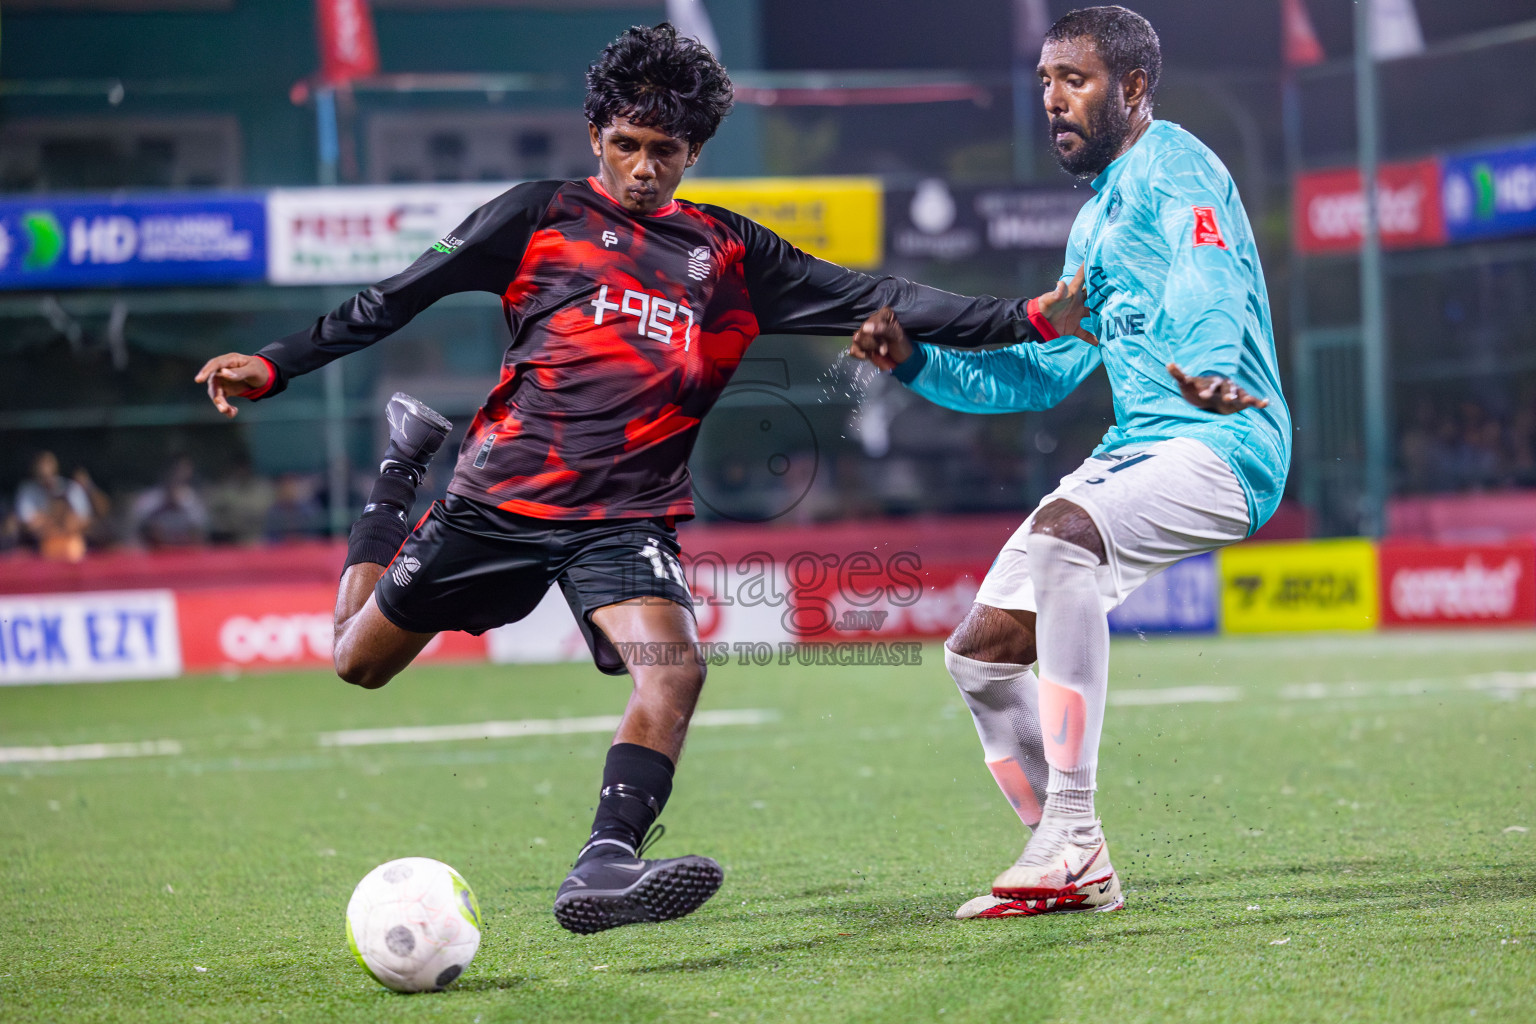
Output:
[2,631,1534,1022]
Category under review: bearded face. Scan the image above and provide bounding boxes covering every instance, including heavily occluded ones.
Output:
[1048,88,1132,178]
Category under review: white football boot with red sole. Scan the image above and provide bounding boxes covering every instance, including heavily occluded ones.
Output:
[955,821,1124,919]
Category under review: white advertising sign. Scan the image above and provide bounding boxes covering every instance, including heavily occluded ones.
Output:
[486,571,794,667]
[265,182,515,285]
[0,590,182,685]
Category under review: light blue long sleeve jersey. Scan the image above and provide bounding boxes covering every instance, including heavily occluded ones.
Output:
[894,120,1291,532]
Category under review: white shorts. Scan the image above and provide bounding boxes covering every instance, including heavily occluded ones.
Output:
[975,437,1250,614]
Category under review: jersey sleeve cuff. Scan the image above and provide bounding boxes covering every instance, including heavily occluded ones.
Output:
[891,343,929,383]
[242,354,283,401]
[1025,297,1060,342]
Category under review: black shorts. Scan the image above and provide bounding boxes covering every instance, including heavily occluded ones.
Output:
[374,495,693,675]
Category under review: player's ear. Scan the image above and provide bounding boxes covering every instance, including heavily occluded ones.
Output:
[588,122,603,157]
[685,142,703,168]
[1122,68,1148,111]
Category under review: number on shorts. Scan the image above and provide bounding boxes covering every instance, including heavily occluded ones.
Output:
[639,538,686,586]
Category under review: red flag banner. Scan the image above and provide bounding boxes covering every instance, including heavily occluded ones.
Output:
[316,0,380,84]
[1282,0,1324,69]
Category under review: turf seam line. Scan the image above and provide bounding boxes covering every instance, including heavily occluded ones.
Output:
[316,708,779,748]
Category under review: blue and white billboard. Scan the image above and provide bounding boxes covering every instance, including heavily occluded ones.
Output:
[0,194,267,290]
[1108,552,1217,634]
[1442,141,1536,244]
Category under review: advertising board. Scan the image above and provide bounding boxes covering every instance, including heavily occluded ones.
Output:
[1442,140,1536,244]
[678,177,883,269]
[177,585,485,671]
[0,195,266,290]
[1378,541,1536,627]
[1108,552,1217,634]
[265,182,511,285]
[1293,159,1444,254]
[1219,539,1378,633]
[486,563,795,666]
[0,590,181,684]
[885,179,1088,261]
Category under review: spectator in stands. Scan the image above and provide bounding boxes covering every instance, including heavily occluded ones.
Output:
[0,497,18,552]
[15,450,93,562]
[1454,401,1504,489]
[1398,401,1440,493]
[1508,386,1536,487]
[72,467,115,549]
[264,472,326,541]
[205,458,276,545]
[130,456,209,548]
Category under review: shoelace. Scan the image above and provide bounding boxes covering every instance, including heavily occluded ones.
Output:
[1016,821,1103,868]
[637,822,666,858]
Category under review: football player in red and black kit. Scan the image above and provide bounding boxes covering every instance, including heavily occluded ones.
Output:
[196,23,1081,935]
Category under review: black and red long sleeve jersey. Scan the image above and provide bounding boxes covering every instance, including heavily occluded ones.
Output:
[254,176,1041,521]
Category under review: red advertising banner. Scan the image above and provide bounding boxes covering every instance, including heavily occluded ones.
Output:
[1294,159,1445,254]
[791,558,983,641]
[177,584,485,672]
[1379,541,1536,627]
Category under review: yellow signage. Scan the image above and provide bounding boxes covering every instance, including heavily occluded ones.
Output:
[1219,539,1378,633]
[678,177,884,270]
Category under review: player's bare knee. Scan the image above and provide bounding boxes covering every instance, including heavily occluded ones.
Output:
[334,645,393,689]
[945,604,1037,666]
[1028,499,1106,563]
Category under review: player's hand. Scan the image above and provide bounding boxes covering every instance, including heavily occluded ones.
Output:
[1033,266,1098,345]
[849,307,913,372]
[194,353,271,419]
[1168,363,1269,414]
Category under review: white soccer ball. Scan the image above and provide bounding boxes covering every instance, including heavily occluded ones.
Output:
[345,857,482,993]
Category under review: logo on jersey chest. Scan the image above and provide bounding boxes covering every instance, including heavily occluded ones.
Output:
[687,245,711,281]
[602,229,619,248]
[589,284,697,350]
[1100,309,1147,341]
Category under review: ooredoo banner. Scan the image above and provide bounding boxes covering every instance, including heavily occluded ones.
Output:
[1293,159,1444,254]
[0,590,181,684]
[176,585,485,671]
[1379,541,1536,627]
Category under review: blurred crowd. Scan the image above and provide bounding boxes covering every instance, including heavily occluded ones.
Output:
[1398,396,1536,493]
[6,390,1536,561]
[1,450,332,563]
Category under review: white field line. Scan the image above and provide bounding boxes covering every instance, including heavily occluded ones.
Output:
[1110,686,1242,706]
[0,739,182,764]
[1281,672,1536,701]
[317,708,779,749]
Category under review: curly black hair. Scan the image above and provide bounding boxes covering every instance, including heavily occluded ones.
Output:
[584,22,734,146]
[1046,6,1162,102]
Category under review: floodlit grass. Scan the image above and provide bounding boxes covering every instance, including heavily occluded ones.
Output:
[2,631,1534,1022]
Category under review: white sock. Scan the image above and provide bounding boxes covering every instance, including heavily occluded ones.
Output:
[943,648,1048,828]
[1027,533,1110,828]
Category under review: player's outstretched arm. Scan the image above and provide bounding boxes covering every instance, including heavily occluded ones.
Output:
[1168,363,1268,414]
[194,352,273,419]
[851,310,1101,414]
[849,267,1096,370]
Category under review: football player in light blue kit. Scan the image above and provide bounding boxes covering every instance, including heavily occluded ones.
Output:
[851,5,1290,919]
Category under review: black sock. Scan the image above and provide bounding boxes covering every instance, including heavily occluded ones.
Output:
[366,467,419,517]
[343,506,410,571]
[578,743,675,863]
